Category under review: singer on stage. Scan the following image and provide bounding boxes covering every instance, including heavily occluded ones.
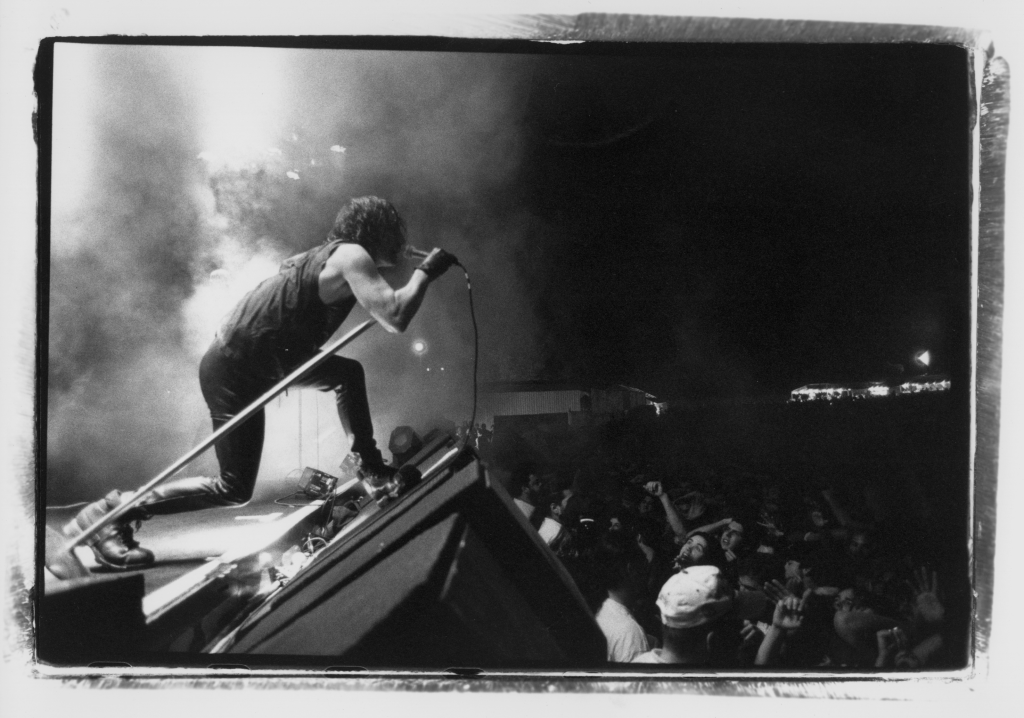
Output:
[66,196,458,570]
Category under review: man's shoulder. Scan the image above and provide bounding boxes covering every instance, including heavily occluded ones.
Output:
[596,597,634,619]
[320,240,363,263]
[596,598,644,636]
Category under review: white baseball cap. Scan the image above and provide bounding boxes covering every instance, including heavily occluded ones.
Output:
[657,565,767,628]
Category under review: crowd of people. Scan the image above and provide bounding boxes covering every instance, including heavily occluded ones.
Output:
[456,421,494,450]
[491,412,958,670]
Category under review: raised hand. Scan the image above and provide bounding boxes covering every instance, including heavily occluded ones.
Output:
[644,481,664,497]
[771,594,806,633]
[763,579,797,604]
[740,620,764,648]
[876,626,908,658]
[909,566,945,624]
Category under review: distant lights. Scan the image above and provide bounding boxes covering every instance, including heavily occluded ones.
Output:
[790,378,949,403]
[896,379,951,395]
[330,145,346,153]
[286,170,300,180]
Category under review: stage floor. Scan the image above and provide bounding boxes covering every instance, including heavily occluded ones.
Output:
[45,498,319,594]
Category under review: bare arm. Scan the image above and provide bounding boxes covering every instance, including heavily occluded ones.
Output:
[755,594,807,666]
[645,482,686,538]
[820,489,872,531]
[659,494,686,538]
[318,244,432,333]
[754,625,787,667]
[687,517,732,537]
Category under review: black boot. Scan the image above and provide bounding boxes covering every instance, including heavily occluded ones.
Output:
[63,490,155,571]
[342,452,398,503]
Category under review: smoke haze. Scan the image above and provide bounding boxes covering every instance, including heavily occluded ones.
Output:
[47,45,545,503]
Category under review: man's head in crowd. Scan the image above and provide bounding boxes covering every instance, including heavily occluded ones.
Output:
[637,490,658,517]
[721,515,756,555]
[549,489,572,521]
[652,565,766,664]
[675,531,724,569]
[508,465,544,506]
[847,530,872,559]
[833,587,866,614]
[595,530,649,602]
[798,497,829,529]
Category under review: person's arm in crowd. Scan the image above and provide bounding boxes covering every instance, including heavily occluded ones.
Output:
[895,633,944,670]
[820,489,873,532]
[738,620,765,665]
[755,593,808,666]
[834,608,904,659]
[686,517,733,538]
[762,579,796,604]
[636,533,655,563]
[644,481,687,539]
[875,626,908,668]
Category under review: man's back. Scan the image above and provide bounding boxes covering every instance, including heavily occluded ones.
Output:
[217,240,356,373]
[595,596,650,663]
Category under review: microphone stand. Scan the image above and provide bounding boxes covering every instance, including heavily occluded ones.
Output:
[59,319,379,555]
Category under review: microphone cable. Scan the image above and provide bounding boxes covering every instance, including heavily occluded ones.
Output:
[405,245,479,459]
[453,260,479,459]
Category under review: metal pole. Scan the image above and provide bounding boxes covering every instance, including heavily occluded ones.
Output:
[61,319,378,552]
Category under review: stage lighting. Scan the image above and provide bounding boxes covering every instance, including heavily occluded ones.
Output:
[914,350,931,368]
[412,339,428,355]
[389,425,423,466]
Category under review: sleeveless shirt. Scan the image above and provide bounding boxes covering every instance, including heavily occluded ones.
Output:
[215,239,357,376]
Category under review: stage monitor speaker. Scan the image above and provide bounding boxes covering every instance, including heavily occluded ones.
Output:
[223,453,606,668]
[37,572,146,665]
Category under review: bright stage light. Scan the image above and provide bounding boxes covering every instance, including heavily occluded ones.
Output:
[914,350,931,367]
[188,47,289,166]
[412,339,428,355]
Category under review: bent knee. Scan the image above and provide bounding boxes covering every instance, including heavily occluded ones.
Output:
[212,477,255,506]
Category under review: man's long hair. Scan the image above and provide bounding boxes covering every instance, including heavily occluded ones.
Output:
[327,196,406,263]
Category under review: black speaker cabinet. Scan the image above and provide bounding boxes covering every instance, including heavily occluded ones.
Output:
[223,453,606,668]
[37,572,146,665]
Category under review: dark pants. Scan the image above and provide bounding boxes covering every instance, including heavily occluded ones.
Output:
[139,341,381,515]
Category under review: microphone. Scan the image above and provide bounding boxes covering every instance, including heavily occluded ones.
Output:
[404,245,461,266]
[403,245,432,261]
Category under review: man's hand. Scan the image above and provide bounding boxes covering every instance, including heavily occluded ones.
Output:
[644,481,664,497]
[416,248,458,279]
[876,626,908,656]
[909,565,945,625]
[740,620,764,649]
[771,593,807,633]
[763,579,797,604]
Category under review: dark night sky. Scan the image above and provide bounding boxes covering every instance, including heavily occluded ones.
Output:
[513,44,971,399]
